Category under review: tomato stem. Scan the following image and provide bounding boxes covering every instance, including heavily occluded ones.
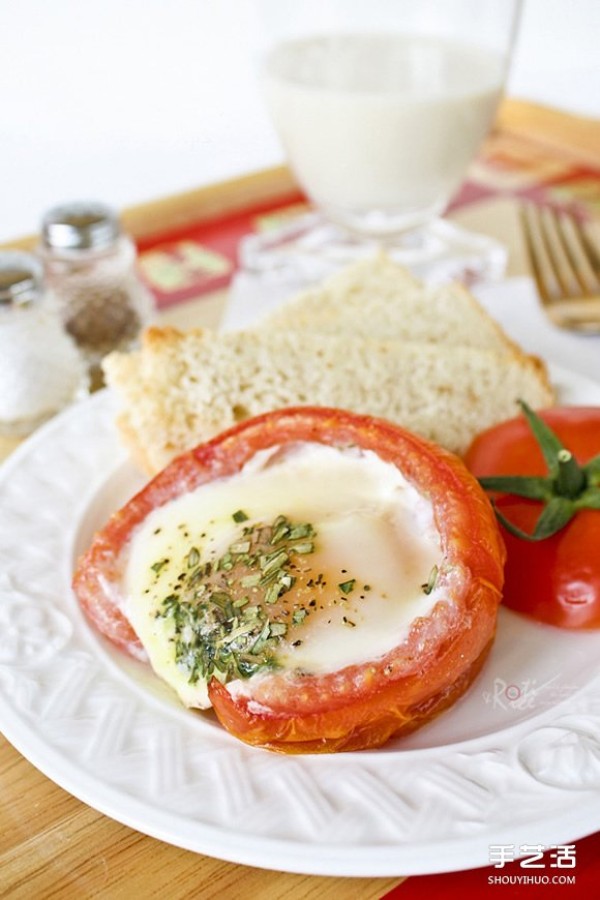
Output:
[477,401,600,542]
[554,449,586,499]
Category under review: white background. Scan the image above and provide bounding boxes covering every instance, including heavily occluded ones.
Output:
[0,0,598,243]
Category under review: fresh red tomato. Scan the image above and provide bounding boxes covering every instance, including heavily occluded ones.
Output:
[464,406,600,630]
[74,407,505,753]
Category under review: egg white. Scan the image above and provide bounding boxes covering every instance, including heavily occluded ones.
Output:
[122,442,444,708]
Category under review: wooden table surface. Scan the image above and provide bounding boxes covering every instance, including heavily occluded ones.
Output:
[1,99,599,900]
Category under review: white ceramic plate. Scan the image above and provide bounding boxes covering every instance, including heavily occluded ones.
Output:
[1,366,600,877]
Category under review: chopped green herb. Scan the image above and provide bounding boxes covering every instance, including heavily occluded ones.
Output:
[151,558,169,575]
[289,523,315,540]
[264,582,283,605]
[338,579,356,595]
[186,547,200,568]
[270,520,291,544]
[279,573,295,591]
[155,512,324,686]
[421,564,439,595]
[260,548,289,577]
[292,541,314,555]
[218,552,234,571]
[230,540,251,554]
[240,572,261,588]
[251,618,271,652]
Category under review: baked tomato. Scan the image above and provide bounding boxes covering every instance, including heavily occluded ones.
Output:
[74,407,504,753]
[464,404,600,630]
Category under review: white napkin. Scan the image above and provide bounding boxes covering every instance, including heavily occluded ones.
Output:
[473,277,600,384]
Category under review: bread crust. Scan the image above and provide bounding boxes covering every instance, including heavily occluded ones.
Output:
[103,258,555,474]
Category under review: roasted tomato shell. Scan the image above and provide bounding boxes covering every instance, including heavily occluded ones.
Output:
[73,406,505,753]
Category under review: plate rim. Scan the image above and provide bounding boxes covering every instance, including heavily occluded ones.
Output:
[1,366,600,877]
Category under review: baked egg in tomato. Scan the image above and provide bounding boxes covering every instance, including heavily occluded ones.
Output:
[73,407,505,753]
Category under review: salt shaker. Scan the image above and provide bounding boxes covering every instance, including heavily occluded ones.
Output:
[38,201,154,385]
[0,252,88,437]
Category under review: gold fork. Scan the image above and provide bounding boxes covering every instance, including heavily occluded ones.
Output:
[521,203,600,333]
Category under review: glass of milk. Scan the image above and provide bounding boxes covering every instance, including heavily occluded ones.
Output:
[240,0,522,285]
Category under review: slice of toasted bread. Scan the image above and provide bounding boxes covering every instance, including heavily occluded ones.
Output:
[104,325,554,474]
[259,254,520,354]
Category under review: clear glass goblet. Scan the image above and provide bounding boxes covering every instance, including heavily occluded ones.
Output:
[240,0,522,287]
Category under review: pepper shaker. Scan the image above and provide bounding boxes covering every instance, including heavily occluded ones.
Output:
[38,201,155,386]
[0,252,88,437]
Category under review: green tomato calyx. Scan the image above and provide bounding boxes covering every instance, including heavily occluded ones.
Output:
[477,400,600,542]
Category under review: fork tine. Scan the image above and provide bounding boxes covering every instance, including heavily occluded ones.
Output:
[521,203,600,333]
[555,213,600,296]
[520,204,558,305]
[521,203,556,304]
[538,207,585,299]
[571,216,600,285]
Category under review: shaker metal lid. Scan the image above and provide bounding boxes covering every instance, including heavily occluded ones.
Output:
[0,252,43,307]
[41,201,121,251]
